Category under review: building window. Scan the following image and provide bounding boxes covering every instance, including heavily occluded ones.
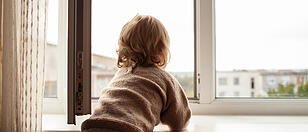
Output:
[267,76,276,86]
[218,78,227,86]
[251,92,255,97]
[233,77,239,85]
[233,91,240,96]
[251,78,255,89]
[218,92,226,97]
[44,81,57,98]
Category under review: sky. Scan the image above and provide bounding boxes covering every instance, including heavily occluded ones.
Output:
[47,0,308,72]
[215,0,308,71]
[47,0,58,45]
[91,0,194,72]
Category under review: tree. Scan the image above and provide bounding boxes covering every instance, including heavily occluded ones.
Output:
[298,82,308,97]
[267,83,295,97]
[267,82,308,97]
[174,76,194,97]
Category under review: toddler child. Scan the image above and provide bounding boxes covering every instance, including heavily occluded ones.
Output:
[82,15,191,132]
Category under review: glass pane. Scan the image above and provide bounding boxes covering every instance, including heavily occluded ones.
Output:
[216,0,308,98]
[44,81,57,98]
[46,0,58,44]
[43,0,89,131]
[45,43,58,98]
[45,0,59,98]
[91,0,195,98]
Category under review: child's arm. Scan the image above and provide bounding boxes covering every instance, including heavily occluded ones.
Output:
[160,78,192,131]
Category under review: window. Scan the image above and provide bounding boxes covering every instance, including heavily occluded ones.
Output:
[215,0,308,98]
[233,77,239,85]
[44,81,57,98]
[43,1,308,130]
[91,54,117,99]
[193,0,308,115]
[45,44,59,98]
[218,77,227,86]
[45,0,59,99]
[233,91,240,97]
[281,76,290,86]
[44,0,196,129]
[250,78,254,89]
[92,74,114,98]
[219,92,226,97]
[266,76,276,86]
[43,0,72,129]
[91,0,196,99]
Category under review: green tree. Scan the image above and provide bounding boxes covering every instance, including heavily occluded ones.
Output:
[174,76,194,97]
[267,83,295,97]
[298,82,308,97]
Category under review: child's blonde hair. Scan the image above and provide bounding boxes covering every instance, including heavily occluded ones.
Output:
[117,15,170,68]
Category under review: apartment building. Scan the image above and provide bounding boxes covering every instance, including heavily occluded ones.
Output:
[216,70,308,98]
[216,70,263,97]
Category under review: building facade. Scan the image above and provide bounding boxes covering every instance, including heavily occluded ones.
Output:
[44,44,308,114]
[216,70,308,98]
[216,70,263,97]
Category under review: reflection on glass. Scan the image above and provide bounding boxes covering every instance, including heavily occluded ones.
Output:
[216,0,308,98]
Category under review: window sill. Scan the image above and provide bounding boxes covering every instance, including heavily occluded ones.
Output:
[43,114,89,131]
[43,114,308,132]
[190,99,308,115]
[42,114,169,132]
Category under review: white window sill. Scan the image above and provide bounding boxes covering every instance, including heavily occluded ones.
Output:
[42,114,169,132]
[43,114,308,132]
[43,114,88,131]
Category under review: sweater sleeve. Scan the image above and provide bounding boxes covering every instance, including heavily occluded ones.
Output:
[160,77,192,131]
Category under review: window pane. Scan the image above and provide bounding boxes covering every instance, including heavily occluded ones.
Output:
[233,78,239,85]
[216,0,308,98]
[44,81,57,98]
[45,0,59,97]
[46,0,58,44]
[218,78,227,86]
[45,44,58,98]
[91,0,195,98]
[43,0,85,130]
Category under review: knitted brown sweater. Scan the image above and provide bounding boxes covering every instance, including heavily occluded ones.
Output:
[81,66,191,132]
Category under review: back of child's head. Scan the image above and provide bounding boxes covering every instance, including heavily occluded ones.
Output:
[117,15,170,68]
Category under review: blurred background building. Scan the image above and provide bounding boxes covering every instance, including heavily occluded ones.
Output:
[44,43,308,114]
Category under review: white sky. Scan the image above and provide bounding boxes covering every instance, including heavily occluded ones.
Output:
[92,0,194,72]
[48,0,308,72]
[47,0,58,44]
[216,0,308,71]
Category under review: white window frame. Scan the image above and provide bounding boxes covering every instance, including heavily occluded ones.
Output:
[192,0,308,115]
[42,0,308,131]
[43,0,308,122]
